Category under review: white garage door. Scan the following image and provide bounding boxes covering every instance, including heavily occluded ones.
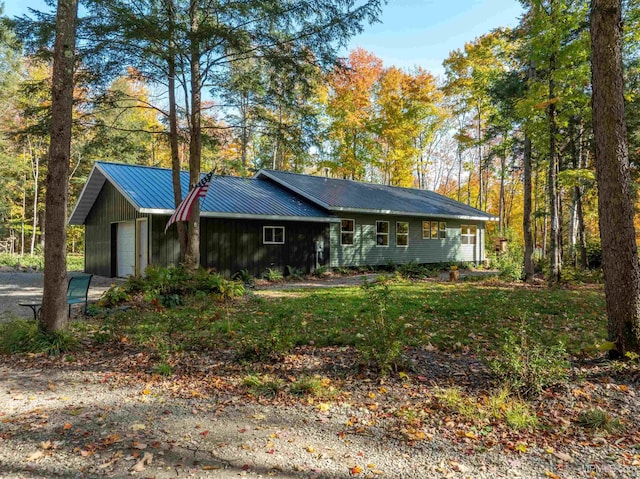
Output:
[117,222,135,277]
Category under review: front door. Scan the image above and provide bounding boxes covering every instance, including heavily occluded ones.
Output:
[116,222,135,277]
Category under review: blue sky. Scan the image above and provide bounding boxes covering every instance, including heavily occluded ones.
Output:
[4,0,523,77]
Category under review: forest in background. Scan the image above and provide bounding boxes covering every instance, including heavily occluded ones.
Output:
[1,0,639,281]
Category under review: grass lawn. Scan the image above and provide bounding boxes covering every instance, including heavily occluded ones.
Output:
[101,278,606,360]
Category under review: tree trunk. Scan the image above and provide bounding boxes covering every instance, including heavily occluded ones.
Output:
[523,134,535,282]
[29,140,39,256]
[498,149,505,235]
[476,106,483,211]
[41,0,78,333]
[548,52,561,283]
[166,0,186,261]
[184,0,202,270]
[591,0,640,356]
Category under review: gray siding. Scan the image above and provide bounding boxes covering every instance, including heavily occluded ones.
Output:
[329,214,486,268]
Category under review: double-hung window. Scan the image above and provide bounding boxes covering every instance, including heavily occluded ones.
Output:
[263,226,285,244]
[396,222,409,246]
[341,219,355,246]
[461,224,477,245]
[376,221,389,246]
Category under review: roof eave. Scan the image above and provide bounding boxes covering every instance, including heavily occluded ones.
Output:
[327,206,496,222]
[140,208,338,223]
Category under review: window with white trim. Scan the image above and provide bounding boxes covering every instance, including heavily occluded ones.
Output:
[422,221,430,239]
[396,221,409,246]
[376,221,389,246]
[430,221,439,239]
[439,222,447,239]
[263,226,285,244]
[461,224,477,245]
[341,219,355,246]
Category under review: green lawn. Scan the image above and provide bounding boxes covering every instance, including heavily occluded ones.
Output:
[99,278,607,358]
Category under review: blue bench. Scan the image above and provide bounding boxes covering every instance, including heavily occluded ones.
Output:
[19,273,93,320]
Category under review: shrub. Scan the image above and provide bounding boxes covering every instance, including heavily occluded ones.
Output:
[232,268,254,286]
[284,265,304,280]
[356,276,407,374]
[397,261,428,279]
[264,268,284,282]
[313,265,329,277]
[98,285,130,308]
[489,321,569,396]
[585,240,602,269]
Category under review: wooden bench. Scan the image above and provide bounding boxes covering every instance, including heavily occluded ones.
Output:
[19,273,93,320]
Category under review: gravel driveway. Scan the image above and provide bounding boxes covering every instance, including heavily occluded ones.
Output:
[0,271,119,321]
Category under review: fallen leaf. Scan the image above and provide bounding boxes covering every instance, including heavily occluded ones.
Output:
[554,452,573,463]
[40,441,52,450]
[130,452,153,472]
[26,450,45,462]
[132,441,147,450]
[131,423,146,431]
[350,465,363,475]
[545,472,561,479]
[63,423,72,430]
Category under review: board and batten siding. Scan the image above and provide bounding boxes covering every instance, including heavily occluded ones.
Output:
[329,214,485,268]
[200,218,330,277]
[84,182,148,277]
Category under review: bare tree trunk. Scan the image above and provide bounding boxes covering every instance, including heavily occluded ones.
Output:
[591,0,640,356]
[166,0,186,261]
[41,0,78,333]
[476,106,483,211]
[184,0,202,270]
[523,134,535,282]
[548,52,561,283]
[28,140,39,256]
[498,149,505,235]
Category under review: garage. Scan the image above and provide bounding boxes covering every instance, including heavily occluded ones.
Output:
[116,221,135,277]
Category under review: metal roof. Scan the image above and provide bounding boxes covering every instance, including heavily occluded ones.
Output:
[256,170,497,221]
[69,162,335,225]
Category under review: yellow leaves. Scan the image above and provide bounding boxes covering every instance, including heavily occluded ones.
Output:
[316,402,331,412]
[515,442,528,453]
[545,471,562,479]
[305,445,315,453]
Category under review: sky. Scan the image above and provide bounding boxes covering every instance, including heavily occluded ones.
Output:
[4,0,524,78]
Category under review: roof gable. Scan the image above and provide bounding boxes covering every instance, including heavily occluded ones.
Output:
[256,170,497,221]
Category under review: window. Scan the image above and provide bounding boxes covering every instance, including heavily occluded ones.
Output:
[396,221,409,246]
[422,221,430,239]
[263,226,285,244]
[341,219,355,246]
[376,221,389,246]
[461,224,477,245]
[439,222,447,239]
[430,221,439,239]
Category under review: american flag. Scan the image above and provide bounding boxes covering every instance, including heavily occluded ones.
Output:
[164,171,214,234]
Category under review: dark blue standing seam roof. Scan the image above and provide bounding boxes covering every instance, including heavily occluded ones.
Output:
[257,170,496,220]
[88,162,333,219]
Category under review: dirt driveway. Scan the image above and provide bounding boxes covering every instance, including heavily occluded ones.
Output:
[0,271,118,321]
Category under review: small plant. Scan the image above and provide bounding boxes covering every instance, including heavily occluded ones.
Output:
[233,268,255,286]
[577,409,623,433]
[313,266,329,277]
[242,374,284,397]
[503,398,538,431]
[154,361,173,376]
[289,375,326,397]
[489,320,569,396]
[264,268,284,282]
[285,265,304,280]
[159,293,183,309]
[98,285,130,308]
[356,276,407,374]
